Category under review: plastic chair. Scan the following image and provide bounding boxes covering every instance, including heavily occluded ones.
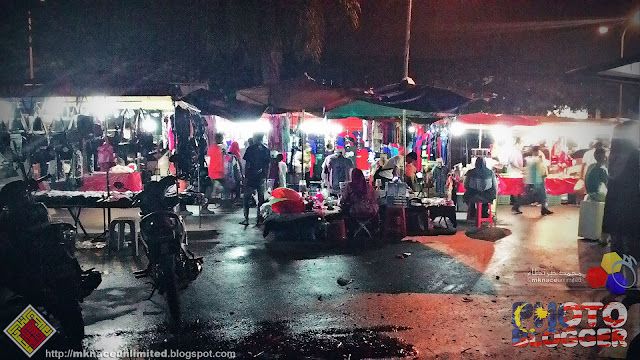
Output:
[109,217,138,256]
[352,215,378,239]
[384,206,407,239]
[477,203,494,227]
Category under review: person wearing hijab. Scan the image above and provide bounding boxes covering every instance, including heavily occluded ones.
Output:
[603,121,640,262]
[463,157,497,218]
[224,141,243,203]
[340,168,379,236]
[228,141,242,168]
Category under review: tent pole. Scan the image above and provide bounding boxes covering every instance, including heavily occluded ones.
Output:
[301,111,305,186]
[402,110,407,178]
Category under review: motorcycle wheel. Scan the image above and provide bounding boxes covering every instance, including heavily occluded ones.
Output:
[160,254,181,331]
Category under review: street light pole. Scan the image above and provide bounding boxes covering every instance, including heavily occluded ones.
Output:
[403,0,413,79]
[618,25,629,117]
[28,11,35,82]
[401,0,413,177]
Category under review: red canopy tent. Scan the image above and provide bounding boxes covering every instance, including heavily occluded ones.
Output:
[454,113,539,127]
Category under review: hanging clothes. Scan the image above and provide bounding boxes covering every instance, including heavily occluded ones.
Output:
[167,117,175,151]
[268,115,284,152]
[356,148,369,171]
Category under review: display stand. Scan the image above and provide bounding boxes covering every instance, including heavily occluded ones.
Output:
[197,164,202,228]
[94,166,113,242]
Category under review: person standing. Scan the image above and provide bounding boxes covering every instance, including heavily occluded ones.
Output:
[404,152,419,191]
[276,153,287,189]
[369,153,388,185]
[203,133,225,214]
[512,146,553,216]
[241,133,271,225]
[224,144,242,204]
[584,148,608,202]
[373,154,403,189]
[603,121,640,263]
[581,141,604,180]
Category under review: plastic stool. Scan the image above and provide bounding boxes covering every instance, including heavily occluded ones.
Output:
[578,198,605,240]
[109,218,138,255]
[384,206,407,239]
[328,219,347,245]
[477,203,494,227]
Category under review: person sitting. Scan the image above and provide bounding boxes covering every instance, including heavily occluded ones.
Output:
[584,148,608,202]
[340,168,379,237]
[463,157,497,219]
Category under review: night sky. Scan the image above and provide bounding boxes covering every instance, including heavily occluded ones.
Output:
[0,0,638,115]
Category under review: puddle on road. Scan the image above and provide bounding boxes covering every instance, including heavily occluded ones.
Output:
[85,320,417,359]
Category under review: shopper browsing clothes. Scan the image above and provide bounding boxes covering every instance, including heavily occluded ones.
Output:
[404,152,419,192]
[373,154,403,189]
[512,146,553,216]
[241,133,271,226]
[224,142,243,204]
[203,133,225,215]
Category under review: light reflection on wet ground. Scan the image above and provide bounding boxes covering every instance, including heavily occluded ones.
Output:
[37,205,638,359]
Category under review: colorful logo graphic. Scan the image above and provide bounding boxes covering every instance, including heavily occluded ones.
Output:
[512,302,628,348]
[586,252,637,294]
[4,305,56,357]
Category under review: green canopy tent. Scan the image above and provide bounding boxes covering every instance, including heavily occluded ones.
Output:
[325,100,435,119]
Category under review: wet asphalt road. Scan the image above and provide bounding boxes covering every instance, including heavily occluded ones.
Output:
[6,204,640,359]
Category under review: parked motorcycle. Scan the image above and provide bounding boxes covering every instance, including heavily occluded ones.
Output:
[114,176,203,329]
[0,174,102,349]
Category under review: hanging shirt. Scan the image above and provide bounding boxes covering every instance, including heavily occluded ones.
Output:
[328,155,354,194]
[356,148,369,170]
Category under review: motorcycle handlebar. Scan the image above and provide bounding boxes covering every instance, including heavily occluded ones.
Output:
[36,174,52,183]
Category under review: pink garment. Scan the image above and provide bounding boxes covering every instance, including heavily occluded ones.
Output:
[268,115,283,152]
[97,142,115,171]
[167,119,175,151]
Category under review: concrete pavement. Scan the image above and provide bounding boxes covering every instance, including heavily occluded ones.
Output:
[37,204,640,359]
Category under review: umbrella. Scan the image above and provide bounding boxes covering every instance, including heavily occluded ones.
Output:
[269,188,305,214]
[236,75,354,113]
[456,113,539,127]
[181,89,266,120]
[371,80,474,113]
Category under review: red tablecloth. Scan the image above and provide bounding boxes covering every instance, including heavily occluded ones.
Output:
[79,172,143,192]
[458,176,579,196]
[497,176,579,196]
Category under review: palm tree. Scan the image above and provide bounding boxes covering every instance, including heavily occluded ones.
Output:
[222,0,361,84]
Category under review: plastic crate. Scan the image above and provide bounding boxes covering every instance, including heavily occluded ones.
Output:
[497,195,511,205]
[547,195,562,206]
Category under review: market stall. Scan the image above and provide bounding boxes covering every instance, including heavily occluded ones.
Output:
[440,113,620,203]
